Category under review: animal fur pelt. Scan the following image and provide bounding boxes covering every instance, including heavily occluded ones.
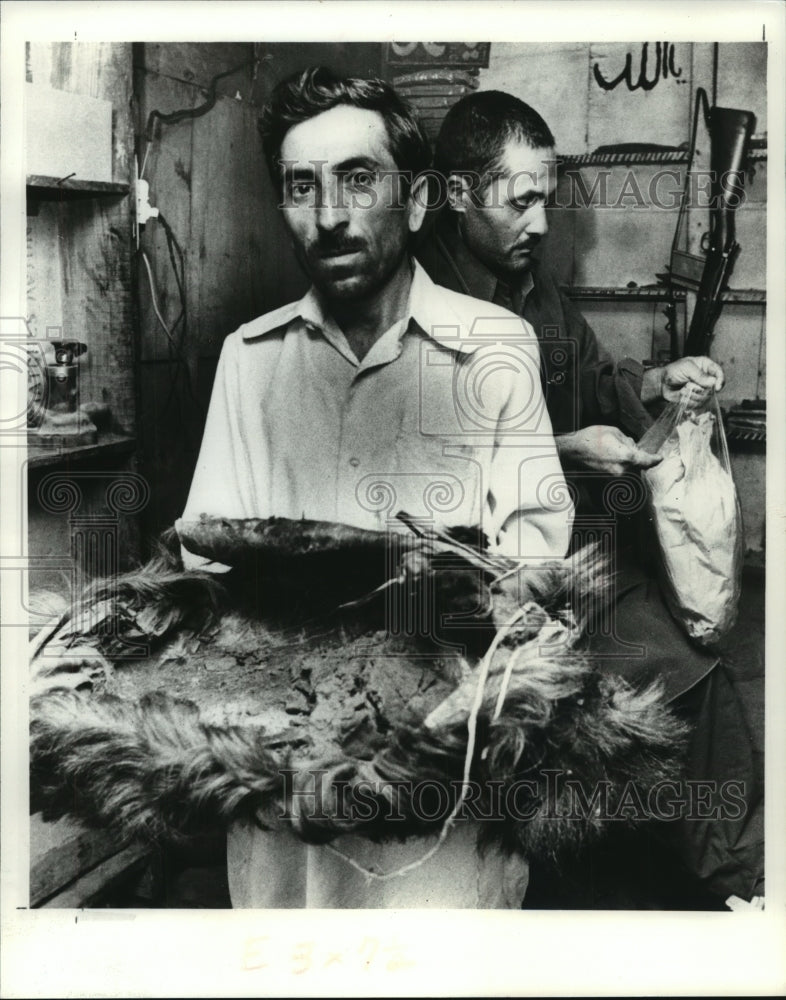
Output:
[30,520,689,863]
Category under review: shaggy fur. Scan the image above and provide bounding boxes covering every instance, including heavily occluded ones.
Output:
[31,670,686,859]
[30,527,689,861]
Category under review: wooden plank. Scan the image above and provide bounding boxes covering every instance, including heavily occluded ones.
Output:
[54,196,136,435]
[251,43,384,106]
[30,812,121,906]
[190,95,303,354]
[28,42,134,185]
[28,177,129,198]
[25,42,140,582]
[26,432,136,470]
[26,204,64,339]
[40,844,149,909]
[26,42,136,436]
[136,60,307,360]
[136,72,196,364]
[27,501,73,593]
[562,287,764,304]
[138,42,255,96]
[137,361,205,535]
[141,42,384,112]
[191,91,250,355]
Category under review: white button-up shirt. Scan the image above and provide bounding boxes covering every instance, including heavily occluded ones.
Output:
[181,260,572,908]
[182,260,573,564]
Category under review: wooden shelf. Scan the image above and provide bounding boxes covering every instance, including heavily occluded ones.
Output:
[26,432,136,470]
[27,175,129,200]
[563,285,765,304]
[559,148,767,167]
[561,150,689,166]
[713,288,766,305]
[564,284,677,301]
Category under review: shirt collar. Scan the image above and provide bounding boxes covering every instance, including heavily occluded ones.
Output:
[244,257,484,354]
[434,214,535,312]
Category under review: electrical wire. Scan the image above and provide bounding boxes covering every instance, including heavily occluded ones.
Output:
[140,207,203,423]
[140,140,152,181]
[158,212,187,352]
[139,57,257,179]
[159,213,186,307]
[138,57,256,421]
[139,248,203,420]
[140,250,179,352]
[140,245,186,429]
[144,57,257,142]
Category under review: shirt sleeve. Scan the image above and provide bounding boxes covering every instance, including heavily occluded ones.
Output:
[485,327,574,560]
[179,334,250,571]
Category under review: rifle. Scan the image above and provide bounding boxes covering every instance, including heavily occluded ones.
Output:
[664,89,756,358]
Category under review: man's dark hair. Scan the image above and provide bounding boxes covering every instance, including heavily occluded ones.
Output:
[434,90,555,194]
[259,65,431,190]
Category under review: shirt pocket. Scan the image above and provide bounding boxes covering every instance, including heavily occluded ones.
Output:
[391,430,485,529]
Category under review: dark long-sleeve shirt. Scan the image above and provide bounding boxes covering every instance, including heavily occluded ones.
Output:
[416,218,654,438]
[418,219,761,904]
[417,217,654,551]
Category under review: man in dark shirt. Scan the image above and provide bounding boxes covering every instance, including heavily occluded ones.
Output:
[418,90,723,469]
[418,89,722,698]
[417,89,763,907]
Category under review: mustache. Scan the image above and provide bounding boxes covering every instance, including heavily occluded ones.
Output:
[311,235,368,258]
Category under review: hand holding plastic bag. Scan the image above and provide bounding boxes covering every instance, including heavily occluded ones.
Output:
[638,392,742,645]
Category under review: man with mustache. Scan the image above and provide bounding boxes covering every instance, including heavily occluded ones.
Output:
[183,72,568,562]
[418,90,762,908]
[180,67,572,907]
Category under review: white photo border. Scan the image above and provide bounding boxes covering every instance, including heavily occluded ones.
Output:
[2,2,784,997]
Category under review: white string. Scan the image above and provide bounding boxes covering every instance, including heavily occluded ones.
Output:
[324,605,528,882]
[491,603,538,721]
[334,574,402,612]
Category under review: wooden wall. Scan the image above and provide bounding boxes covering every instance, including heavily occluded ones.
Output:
[133,42,382,542]
[477,41,767,552]
[26,42,136,434]
[133,42,767,553]
[26,42,140,590]
[477,42,767,401]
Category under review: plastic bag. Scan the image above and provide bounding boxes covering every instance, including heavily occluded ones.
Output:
[638,392,743,645]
